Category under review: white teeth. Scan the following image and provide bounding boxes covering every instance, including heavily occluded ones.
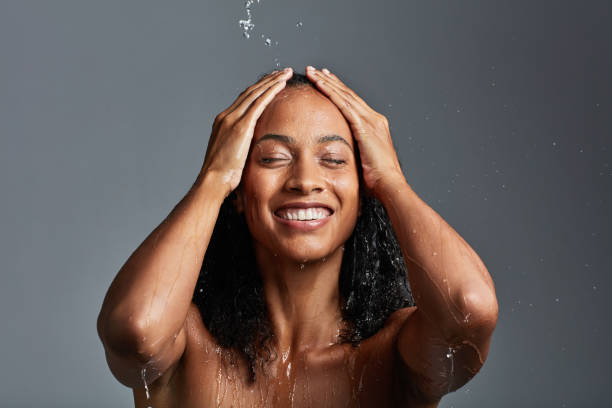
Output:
[277,207,331,221]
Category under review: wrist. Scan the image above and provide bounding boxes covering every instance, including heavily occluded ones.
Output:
[192,169,232,204]
[373,172,410,201]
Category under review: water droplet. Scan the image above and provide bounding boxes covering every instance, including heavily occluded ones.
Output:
[296,21,303,27]
[552,141,557,147]
[141,367,152,407]
[432,251,438,256]
[555,298,560,302]
[491,81,496,87]
[265,38,272,46]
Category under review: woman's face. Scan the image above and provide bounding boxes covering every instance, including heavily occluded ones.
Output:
[239,86,360,262]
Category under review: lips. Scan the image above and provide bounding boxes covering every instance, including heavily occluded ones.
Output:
[273,202,334,230]
[276,207,332,221]
[274,202,334,220]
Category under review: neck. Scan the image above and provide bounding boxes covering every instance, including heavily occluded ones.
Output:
[254,244,345,355]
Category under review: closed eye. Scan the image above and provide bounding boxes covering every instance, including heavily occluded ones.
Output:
[260,158,289,164]
[322,159,346,165]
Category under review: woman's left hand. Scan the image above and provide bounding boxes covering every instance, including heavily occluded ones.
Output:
[305,66,406,198]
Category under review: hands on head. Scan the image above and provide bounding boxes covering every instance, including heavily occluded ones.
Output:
[199,66,405,201]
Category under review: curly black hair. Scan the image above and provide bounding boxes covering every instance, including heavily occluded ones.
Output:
[192,72,414,383]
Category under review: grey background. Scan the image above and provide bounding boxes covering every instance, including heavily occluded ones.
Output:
[1,1,610,407]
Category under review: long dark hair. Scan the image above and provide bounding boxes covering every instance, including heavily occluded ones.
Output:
[192,73,414,383]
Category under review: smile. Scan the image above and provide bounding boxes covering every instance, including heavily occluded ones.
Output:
[273,203,334,231]
[275,207,332,221]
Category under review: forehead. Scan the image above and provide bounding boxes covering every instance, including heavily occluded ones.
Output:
[253,87,353,147]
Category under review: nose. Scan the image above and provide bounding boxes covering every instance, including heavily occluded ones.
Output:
[284,156,325,194]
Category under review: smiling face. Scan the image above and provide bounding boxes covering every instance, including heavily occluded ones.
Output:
[239,86,360,262]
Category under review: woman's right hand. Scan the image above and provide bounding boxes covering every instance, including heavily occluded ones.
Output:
[198,67,293,197]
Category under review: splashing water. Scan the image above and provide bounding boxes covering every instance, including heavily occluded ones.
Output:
[140,367,152,408]
[238,0,259,39]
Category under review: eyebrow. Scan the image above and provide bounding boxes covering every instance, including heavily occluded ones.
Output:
[255,133,352,149]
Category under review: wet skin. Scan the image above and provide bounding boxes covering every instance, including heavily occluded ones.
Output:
[132,84,435,407]
[134,303,432,407]
[98,67,497,408]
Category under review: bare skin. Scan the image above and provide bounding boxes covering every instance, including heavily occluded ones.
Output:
[97,67,498,407]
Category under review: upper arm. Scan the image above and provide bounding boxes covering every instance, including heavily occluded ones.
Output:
[395,304,497,403]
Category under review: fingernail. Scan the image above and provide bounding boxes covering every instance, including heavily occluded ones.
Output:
[283,67,292,72]
[306,65,314,71]
[322,68,330,75]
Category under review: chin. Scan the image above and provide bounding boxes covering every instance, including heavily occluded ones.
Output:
[272,240,337,263]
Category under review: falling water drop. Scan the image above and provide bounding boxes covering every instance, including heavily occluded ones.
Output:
[141,367,152,408]
[296,21,303,28]
[238,0,259,39]
[446,346,455,392]
[265,37,272,46]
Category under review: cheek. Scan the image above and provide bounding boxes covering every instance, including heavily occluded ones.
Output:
[241,166,279,215]
[329,173,360,210]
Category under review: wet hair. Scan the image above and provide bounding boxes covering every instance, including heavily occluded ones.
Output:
[192,72,414,383]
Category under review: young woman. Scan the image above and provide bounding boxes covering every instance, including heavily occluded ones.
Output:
[97,66,498,407]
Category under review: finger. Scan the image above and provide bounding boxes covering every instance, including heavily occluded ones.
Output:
[311,72,369,117]
[241,79,288,129]
[212,71,279,135]
[214,69,290,131]
[228,68,292,120]
[311,76,366,128]
[227,69,287,112]
[308,67,372,113]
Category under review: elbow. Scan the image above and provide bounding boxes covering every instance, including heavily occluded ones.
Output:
[97,310,159,364]
[457,287,499,332]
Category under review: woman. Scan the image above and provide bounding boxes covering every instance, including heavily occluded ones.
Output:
[97,66,498,407]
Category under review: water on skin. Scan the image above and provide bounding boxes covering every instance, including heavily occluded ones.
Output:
[140,367,152,408]
[445,346,456,393]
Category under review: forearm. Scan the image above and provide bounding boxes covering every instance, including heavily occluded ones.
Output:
[377,176,498,337]
[97,171,226,358]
